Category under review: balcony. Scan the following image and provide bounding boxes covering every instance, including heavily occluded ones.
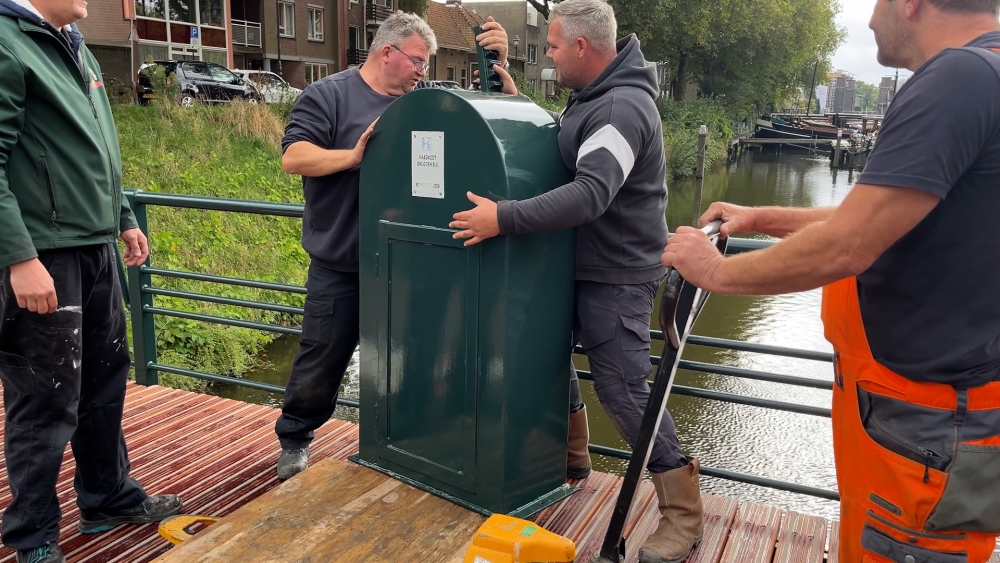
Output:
[347,48,368,66]
[366,3,392,24]
[232,19,262,48]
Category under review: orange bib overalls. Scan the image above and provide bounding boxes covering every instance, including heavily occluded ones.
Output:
[822,276,1000,563]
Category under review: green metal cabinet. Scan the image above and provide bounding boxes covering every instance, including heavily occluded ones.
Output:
[353,89,577,516]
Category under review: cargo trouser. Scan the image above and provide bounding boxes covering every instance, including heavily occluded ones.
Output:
[568,280,686,473]
[0,244,147,550]
[822,276,1000,563]
[274,260,359,449]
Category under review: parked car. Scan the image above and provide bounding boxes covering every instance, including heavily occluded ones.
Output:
[137,61,263,106]
[414,80,463,90]
[232,70,302,104]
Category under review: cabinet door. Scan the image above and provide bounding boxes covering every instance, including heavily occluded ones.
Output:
[375,221,480,493]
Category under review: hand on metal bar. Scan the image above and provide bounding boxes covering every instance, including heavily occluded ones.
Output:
[660,220,725,349]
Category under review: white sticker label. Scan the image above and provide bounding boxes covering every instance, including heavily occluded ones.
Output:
[473,558,494,563]
[412,131,445,199]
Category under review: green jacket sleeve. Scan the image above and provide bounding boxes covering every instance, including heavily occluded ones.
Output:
[0,41,36,269]
[119,188,138,231]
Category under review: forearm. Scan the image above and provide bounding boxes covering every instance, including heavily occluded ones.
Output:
[282,141,358,177]
[714,219,866,295]
[752,206,836,238]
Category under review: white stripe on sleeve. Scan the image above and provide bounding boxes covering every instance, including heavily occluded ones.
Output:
[576,123,635,180]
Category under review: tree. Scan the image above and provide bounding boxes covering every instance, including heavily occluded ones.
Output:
[398,0,427,16]
[610,0,846,112]
[855,82,878,114]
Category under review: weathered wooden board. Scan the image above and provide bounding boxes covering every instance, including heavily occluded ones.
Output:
[152,458,486,563]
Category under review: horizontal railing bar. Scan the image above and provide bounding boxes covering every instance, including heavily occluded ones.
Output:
[646,332,832,362]
[575,346,833,390]
[676,360,833,390]
[574,369,831,417]
[685,335,834,362]
[126,190,304,217]
[144,306,302,335]
[149,364,360,408]
[723,237,773,254]
[587,444,839,501]
[144,287,305,316]
[143,267,307,294]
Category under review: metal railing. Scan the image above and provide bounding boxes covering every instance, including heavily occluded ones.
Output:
[347,49,368,66]
[366,3,392,23]
[231,19,263,48]
[123,189,839,502]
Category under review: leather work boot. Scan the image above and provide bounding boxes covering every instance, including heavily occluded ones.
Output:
[638,458,705,563]
[567,406,592,480]
[78,495,183,534]
[277,447,310,480]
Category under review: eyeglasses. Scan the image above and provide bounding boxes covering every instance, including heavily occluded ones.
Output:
[391,44,430,72]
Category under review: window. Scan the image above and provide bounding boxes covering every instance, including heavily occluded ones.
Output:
[307,6,323,41]
[526,3,538,26]
[202,49,228,67]
[181,61,211,80]
[135,0,165,19]
[199,0,223,27]
[446,66,455,82]
[349,26,361,49]
[305,63,328,84]
[168,0,194,22]
[208,62,238,83]
[528,44,537,65]
[460,67,467,89]
[382,0,390,6]
[278,1,294,37]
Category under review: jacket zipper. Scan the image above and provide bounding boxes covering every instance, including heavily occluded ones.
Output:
[24,26,120,232]
[867,413,948,482]
[37,154,58,223]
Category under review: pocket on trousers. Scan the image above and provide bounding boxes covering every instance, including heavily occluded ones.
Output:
[861,523,967,563]
[0,351,35,395]
[926,444,1000,533]
[300,297,335,345]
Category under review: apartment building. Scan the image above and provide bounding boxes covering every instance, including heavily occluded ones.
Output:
[464,0,552,96]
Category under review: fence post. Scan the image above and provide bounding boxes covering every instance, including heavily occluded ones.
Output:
[696,124,708,178]
[831,129,843,169]
[127,191,158,385]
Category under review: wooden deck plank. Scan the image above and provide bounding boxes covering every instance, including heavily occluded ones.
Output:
[772,511,827,563]
[717,502,782,563]
[827,520,840,563]
[151,458,486,562]
[686,495,739,563]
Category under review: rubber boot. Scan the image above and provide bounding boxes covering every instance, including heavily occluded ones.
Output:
[638,458,705,563]
[566,406,592,480]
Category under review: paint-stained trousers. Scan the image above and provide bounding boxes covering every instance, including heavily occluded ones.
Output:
[0,244,146,550]
[568,280,687,474]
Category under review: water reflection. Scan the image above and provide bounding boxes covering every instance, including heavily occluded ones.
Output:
[211,151,856,520]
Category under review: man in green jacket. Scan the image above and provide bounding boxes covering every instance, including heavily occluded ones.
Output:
[0,0,183,560]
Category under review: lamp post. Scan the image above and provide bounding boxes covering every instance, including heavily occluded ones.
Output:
[512,35,519,73]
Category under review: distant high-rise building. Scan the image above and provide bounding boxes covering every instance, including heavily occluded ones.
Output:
[826,71,857,113]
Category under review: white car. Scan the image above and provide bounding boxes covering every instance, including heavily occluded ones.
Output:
[232,70,302,104]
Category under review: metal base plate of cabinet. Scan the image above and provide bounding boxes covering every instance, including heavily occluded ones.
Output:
[356,89,578,516]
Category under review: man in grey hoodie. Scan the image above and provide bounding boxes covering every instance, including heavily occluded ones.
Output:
[450,1,702,561]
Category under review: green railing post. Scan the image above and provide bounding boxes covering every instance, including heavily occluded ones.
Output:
[127,191,158,385]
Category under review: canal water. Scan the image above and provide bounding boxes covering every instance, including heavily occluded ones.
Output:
[211,150,857,520]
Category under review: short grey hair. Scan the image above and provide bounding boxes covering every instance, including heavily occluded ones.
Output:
[368,11,438,57]
[551,0,617,55]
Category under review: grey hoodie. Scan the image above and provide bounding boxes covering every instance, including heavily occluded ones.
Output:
[497,35,668,285]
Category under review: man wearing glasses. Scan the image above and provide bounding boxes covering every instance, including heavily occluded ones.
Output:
[275,11,509,480]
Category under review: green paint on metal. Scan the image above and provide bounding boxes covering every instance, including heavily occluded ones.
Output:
[357,89,577,515]
[127,192,158,386]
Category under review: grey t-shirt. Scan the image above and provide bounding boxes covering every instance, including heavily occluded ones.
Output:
[856,32,1000,388]
[282,68,396,272]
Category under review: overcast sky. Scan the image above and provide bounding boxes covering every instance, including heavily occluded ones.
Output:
[830,0,910,86]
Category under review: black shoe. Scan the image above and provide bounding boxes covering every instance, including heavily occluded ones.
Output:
[78,494,183,534]
[16,543,64,563]
[277,447,310,480]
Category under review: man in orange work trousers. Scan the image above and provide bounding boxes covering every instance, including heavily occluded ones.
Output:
[662,0,1000,561]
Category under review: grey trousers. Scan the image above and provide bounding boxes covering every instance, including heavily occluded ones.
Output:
[569,280,686,473]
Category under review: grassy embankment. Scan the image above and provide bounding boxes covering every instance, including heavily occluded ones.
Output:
[115,92,731,391]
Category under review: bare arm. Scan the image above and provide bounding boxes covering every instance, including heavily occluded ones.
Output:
[282,119,376,177]
[699,202,835,239]
[664,183,941,295]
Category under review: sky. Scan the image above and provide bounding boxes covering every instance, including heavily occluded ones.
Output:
[829,0,909,86]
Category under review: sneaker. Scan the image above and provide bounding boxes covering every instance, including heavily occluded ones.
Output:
[78,494,183,534]
[277,447,309,480]
[16,543,64,563]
